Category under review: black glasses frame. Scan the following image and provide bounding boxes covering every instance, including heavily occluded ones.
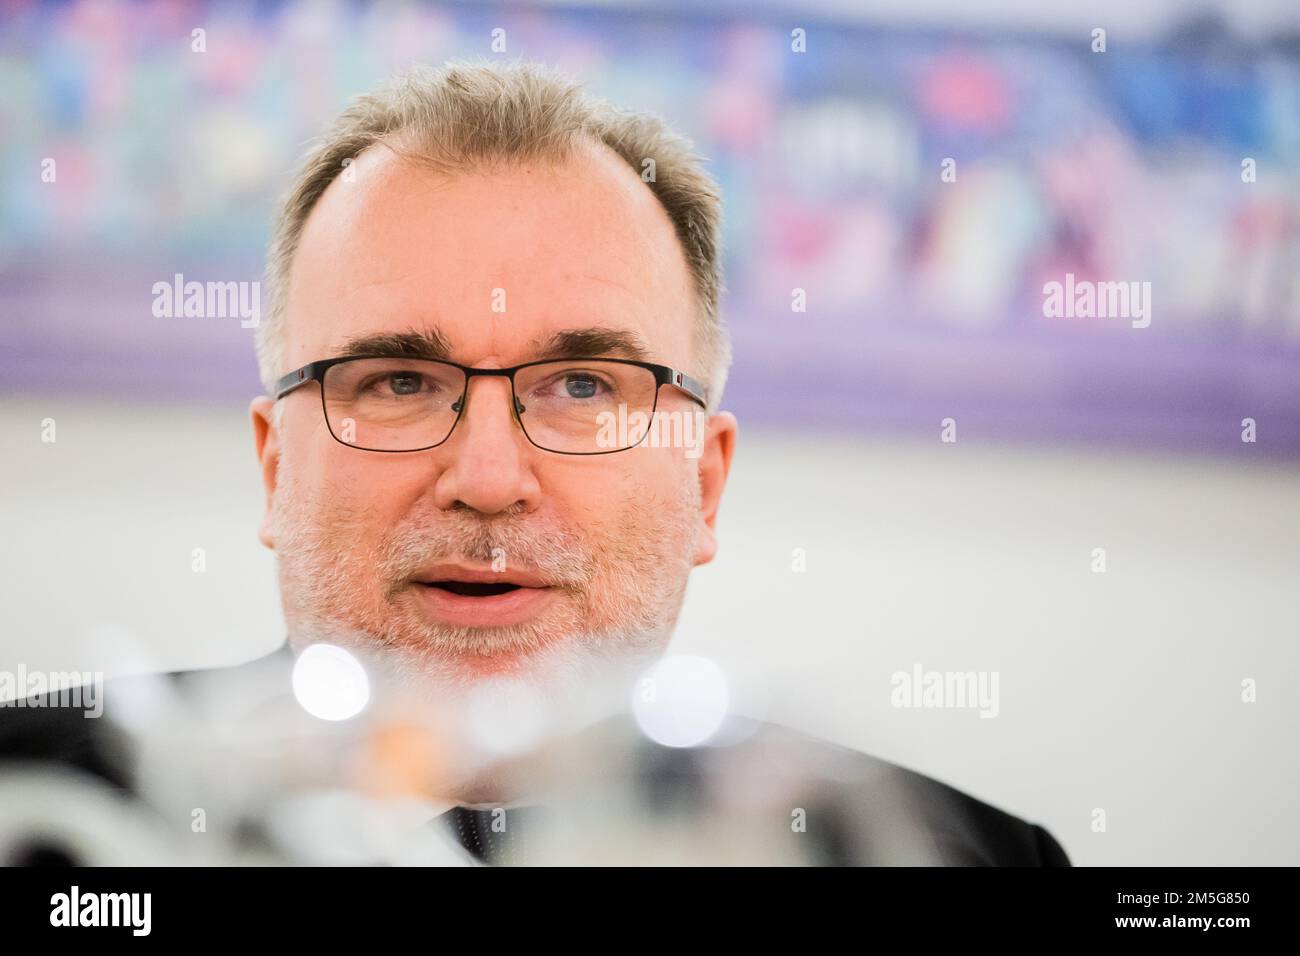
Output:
[273,354,709,455]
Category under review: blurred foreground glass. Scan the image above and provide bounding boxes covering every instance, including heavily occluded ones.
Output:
[274,356,709,455]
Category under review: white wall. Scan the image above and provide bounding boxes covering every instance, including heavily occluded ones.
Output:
[3,397,1296,865]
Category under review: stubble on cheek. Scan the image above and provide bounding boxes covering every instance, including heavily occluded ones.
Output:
[268,470,388,642]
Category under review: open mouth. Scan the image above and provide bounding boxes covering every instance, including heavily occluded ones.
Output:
[411,571,556,628]
[409,564,556,627]
[420,581,525,597]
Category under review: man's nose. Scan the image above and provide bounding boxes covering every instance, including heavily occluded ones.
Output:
[429,375,541,515]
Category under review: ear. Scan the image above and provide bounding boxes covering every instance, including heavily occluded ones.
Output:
[692,411,738,567]
[250,396,281,549]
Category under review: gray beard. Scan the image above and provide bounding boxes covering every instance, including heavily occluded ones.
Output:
[269,467,700,702]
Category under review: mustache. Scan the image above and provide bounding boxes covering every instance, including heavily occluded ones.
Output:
[379,509,595,591]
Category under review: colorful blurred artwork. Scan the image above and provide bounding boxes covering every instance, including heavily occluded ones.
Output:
[1,1,1297,455]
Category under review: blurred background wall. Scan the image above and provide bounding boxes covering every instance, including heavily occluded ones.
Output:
[1,0,1297,864]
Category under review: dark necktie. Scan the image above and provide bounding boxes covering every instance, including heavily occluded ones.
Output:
[437,804,542,865]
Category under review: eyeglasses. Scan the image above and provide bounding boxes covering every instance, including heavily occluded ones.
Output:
[274,355,709,455]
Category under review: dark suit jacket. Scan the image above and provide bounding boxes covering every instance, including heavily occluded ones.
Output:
[0,647,1070,866]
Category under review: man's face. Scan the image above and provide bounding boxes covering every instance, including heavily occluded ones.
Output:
[251,139,736,699]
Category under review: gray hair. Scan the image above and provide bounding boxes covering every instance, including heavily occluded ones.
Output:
[258,58,731,412]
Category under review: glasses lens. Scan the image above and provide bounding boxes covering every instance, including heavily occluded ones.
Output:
[322,358,465,450]
[514,360,659,453]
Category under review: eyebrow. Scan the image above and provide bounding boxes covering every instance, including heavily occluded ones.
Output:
[337,329,454,361]
[335,326,653,365]
[527,327,652,362]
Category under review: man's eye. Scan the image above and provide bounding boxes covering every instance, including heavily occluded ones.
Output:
[375,372,424,396]
[562,374,600,399]
[350,370,453,401]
